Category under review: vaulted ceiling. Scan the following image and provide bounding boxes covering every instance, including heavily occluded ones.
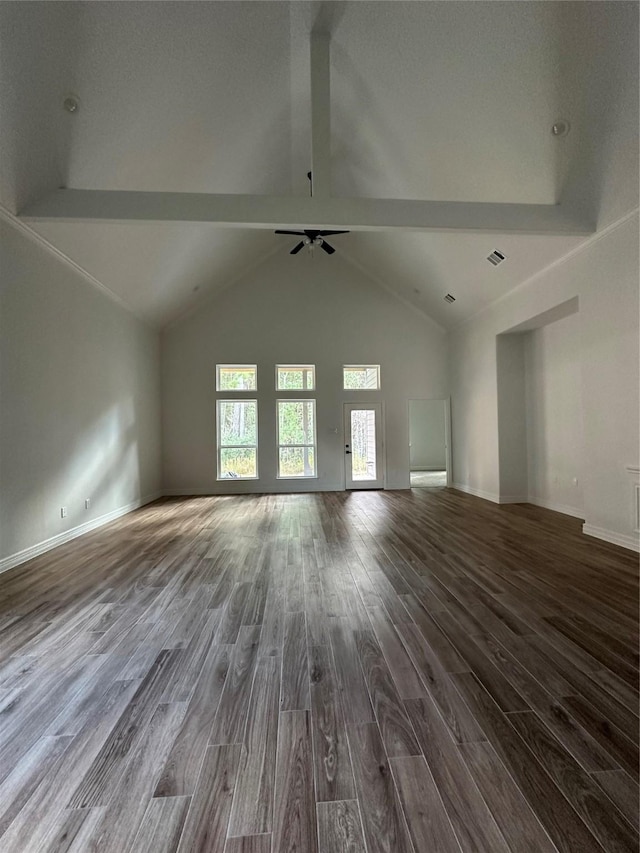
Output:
[1,2,637,328]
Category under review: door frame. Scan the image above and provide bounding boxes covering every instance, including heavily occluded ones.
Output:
[407,397,452,487]
[343,402,386,490]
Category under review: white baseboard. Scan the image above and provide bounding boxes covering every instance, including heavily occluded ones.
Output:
[452,483,500,503]
[528,496,584,519]
[452,486,587,517]
[582,524,640,553]
[453,483,528,504]
[0,492,163,575]
[163,489,219,496]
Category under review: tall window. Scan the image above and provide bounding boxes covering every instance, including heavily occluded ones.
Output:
[217,400,258,479]
[217,364,257,391]
[277,400,317,478]
[343,365,380,390]
[276,364,315,390]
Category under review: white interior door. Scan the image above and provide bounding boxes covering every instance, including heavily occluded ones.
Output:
[344,403,384,489]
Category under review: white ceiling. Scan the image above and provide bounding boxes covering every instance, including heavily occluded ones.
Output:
[1,2,637,328]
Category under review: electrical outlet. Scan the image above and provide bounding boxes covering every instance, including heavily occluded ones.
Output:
[61,507,67,518]
[85,498,91,509]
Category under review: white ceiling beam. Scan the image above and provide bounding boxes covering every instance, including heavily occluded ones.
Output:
[18,34,594,237]
[310,32,331,198]
[20,189,594,235]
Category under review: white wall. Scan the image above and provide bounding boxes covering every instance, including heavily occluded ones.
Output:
[0,218,162,569]
[161,250,448,494]
[496,335,529,501]
[409,400,446,470]
[525,312,584,517]
[450,213,639,550]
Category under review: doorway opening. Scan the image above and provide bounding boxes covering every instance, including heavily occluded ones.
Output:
[408,399,450,488]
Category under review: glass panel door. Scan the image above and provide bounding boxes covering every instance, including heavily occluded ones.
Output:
[343,403,384,489]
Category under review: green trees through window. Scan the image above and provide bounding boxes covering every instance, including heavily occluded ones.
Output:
[277,400,316,477]
[217,365,257,391]
[217,400,258,478]
[276,365,315,390]
[215,363,380,480]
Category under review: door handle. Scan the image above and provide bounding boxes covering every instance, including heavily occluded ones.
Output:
[345,450,351,454]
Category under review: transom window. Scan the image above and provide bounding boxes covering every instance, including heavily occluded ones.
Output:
[277,400,317,478]
[216,364,257,391]
[217,400,258,479]
[343,364,380,390]
[276,364,315,390]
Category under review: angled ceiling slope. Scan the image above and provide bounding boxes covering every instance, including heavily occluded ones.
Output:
[19,26,592,236]
[1,2,637,328]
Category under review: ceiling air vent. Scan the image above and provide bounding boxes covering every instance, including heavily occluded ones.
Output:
[487,249,506,266]
[444,293,456,303]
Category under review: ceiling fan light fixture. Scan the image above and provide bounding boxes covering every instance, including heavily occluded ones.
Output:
[275,228,349,256]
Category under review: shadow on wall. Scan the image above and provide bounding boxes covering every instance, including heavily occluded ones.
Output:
[4,398,143,561]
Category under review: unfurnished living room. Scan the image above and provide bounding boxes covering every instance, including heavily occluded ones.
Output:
[0,2,639,852]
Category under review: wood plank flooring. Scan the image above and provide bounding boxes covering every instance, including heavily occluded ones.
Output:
[0,488,637,852]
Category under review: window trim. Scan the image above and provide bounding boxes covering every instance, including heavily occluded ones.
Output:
[275,364,316,392]
[342,364,381,390]
[276,398,318,479]
[216,363,258,392]
[216,398,259,480]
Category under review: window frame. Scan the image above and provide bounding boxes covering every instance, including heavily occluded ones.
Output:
[216,398,259,480]
[342,364,381,390]
[275,364,316,392]
[216,364,258,392]
[276,398,318,479]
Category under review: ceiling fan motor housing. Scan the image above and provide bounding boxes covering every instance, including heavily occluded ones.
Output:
[274,228,349,255]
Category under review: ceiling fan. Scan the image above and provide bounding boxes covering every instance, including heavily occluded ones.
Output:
[275,228,350,255]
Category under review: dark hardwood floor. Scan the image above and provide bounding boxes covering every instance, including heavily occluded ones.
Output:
[0,488,637,852]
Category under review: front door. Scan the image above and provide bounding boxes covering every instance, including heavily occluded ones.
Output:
[343,403,384,489]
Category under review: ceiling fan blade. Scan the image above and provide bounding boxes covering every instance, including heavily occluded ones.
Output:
[303,230,320,238]
[318,230,350,236]
[275,230,306,236]
[320,241,336,254]
[290,241,305,254]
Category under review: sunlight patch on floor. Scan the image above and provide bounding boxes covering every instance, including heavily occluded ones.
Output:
[410,470,447,488]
